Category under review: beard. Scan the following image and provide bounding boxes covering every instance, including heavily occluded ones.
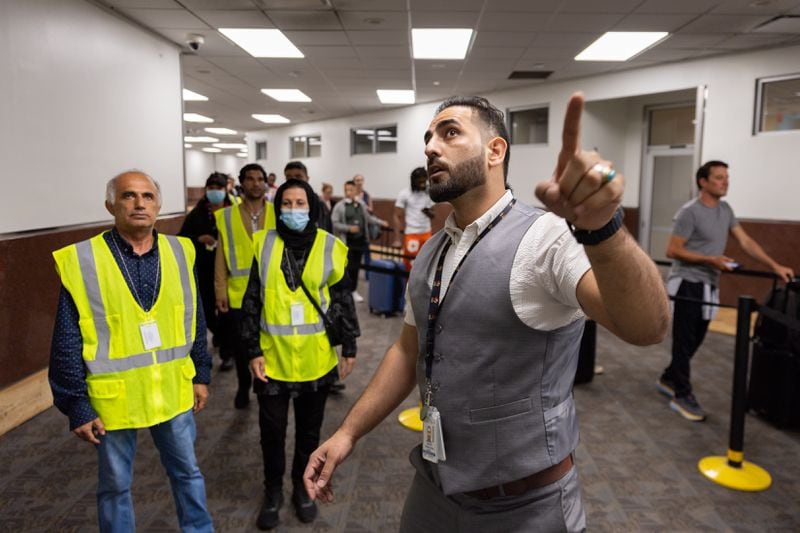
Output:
[428,153,486,203]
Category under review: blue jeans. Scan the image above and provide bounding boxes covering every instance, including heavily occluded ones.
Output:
[96,409,213,532]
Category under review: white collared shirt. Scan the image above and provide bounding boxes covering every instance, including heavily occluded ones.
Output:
[404,191,591,331]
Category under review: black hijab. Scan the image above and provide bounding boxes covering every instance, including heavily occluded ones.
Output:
[274,179,320,252]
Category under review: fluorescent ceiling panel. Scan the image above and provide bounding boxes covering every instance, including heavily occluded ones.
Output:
[575,32,669,61]
[184,136,219,143]
[182,89,208,101]
[236,153,248,158]
[202,147,222,153]
[205,127,238,135]
[252,114,291,124]
[219,28,304,58]
[412,28,473,60]
[184,143,192,148]
[377,89,415,104]
[184,113,214,123]
[213,143,248,149]
[261,89,312,102]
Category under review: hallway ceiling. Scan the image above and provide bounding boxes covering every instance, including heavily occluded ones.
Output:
[96,0,800,146]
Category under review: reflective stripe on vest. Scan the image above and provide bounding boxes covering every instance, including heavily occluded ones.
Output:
[223,207,252,277]
[74,236,194,374]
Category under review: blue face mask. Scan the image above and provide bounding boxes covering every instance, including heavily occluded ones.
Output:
[280,209,310,231]
[206,189,226,205]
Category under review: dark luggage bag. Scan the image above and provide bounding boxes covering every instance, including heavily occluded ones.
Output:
[368,258,406,316]
[748,278,800,428]
[574,320,596,385]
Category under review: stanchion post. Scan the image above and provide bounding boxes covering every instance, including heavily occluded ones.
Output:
[728,295,755,468]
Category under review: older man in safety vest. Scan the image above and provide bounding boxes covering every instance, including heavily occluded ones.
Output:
[49,170,213,532]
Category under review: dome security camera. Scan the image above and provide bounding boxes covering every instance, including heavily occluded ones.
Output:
[186,34,205,51]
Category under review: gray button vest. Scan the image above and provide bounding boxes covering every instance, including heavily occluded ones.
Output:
[408,200,584,495]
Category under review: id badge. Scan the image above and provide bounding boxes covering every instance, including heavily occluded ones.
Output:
[290,303,305,326]
[421,406,446,463]
[140,321,162,350]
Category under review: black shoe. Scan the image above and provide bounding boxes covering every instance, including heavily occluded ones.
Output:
[292,485,317,523]
[329,381,346,394]
[220,357,234,372]
[234,388,250,409]
[256,488,283,530]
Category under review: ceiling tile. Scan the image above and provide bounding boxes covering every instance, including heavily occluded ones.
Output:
[359,57,412,69]
[487,0,560,12]
[613,13,699,32]
[105,0,180,7]
[635,0,727,14]
[479,12,551,32]
[469,46,526,59]
[266,10,344,30]
[283,31,350,45]
[657,33,731,48]
[339,11,409,30]
[472,31,536,47]
[356,46,410,58]
[301,46,359,58]
[410,11,480,28]
[678,14,774,34]
[308,57,365,69]
[714,33,800,49]
[561,0,642,13]
[347,30,409,45]
[121,8,208,29]
[711,0,800,15]
[409,0,484,11]
[179,0,255,8]
[520,46,582,61]
[194,10,274,28]
[529,32,596,49]
[331,0,407,11]
[541,12,626,33]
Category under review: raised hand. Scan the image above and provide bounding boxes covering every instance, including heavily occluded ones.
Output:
[535,92,624,231]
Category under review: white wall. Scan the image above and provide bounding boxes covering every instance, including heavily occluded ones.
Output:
[248,44,800,221]
[0,0,184,234]
[185,150,243,187]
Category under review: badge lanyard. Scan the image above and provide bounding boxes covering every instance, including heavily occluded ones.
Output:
[421,199,515,420]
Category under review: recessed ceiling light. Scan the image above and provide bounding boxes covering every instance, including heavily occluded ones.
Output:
[205,127,238,135]
[202,147,222,153]
[219,28,304,58]
[575,32,669,61]
[183,89,208,101]
[252,114,291,124]
[377,90,415,105]
[213,143,248,149]
[184,136,219,143]
[184,143,192,148]
[412,28,473,60]
[261,89,312,102]
[236,152,248,158]
[184,113,214,123]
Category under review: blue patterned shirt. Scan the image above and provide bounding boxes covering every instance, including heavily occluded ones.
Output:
[49,228,211,430]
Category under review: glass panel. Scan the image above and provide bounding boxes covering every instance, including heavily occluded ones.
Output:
[510,107,548,144]
[649,154,694,261]
[649,106,695,146]
[351,129,374,154]
[376,125,397,153]
[307,135,322,157]
[291,136,306,158]
[759,76,800,132]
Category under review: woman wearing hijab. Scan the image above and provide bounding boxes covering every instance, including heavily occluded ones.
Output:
[240,179,359,530]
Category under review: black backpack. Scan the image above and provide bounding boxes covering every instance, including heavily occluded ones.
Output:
[754,278,800,354]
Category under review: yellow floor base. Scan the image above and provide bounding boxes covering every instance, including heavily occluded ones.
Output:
[698,456,772,491]
[398,405,423,432]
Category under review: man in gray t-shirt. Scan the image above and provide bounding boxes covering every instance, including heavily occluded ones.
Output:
[659,160,794,422]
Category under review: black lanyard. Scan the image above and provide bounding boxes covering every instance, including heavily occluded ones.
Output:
[421,199,515,416]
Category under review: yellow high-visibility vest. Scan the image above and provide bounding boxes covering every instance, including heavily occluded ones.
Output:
[253,229,347,382]
[228,193,242,205]
[52,232,198,430]
[215,202,276,308]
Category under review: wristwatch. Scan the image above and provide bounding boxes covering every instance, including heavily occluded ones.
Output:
[567,207,625,246]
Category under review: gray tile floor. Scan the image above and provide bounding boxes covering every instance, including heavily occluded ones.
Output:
[2,287,799,532]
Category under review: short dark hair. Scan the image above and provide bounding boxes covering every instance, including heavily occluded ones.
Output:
[344,180,356,188]
[238,163,266,184]
[435,96,511,180]
[205,172,227,188]
[696,160,728,188]
[284,161,307,174]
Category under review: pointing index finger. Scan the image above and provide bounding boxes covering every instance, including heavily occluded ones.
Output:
[556,92,585,178]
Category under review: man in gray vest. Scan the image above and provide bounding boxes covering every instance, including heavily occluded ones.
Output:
[660,160,794,422]
[303,94,670,531]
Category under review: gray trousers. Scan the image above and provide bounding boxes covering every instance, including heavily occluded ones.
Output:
[400,446,586,533]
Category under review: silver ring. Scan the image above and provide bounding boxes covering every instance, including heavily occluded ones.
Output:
[593,163,616,184]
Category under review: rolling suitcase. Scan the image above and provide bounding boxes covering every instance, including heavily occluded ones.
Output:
[368,258,406,316]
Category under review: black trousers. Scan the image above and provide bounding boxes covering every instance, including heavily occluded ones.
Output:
[345,245,365,292]
[663,280,710,397]
[257,388,329,491]
[218,307,251,393]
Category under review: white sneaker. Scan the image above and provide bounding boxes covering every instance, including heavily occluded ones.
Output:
[352,291,364,303]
